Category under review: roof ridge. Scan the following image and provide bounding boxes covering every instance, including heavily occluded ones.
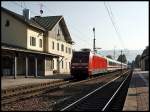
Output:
[31,15,63,30]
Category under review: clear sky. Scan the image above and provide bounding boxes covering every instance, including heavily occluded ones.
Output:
[2,1,149,51]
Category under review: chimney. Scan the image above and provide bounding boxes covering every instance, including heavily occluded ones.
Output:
[23,9,30,20]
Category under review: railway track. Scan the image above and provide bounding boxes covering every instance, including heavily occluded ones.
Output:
[1,70,124,105]
[1,79,71,105]
[60,70,132,111]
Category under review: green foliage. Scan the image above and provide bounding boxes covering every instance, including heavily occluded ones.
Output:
[117,54,127,63]
[106,55,113,59]
[134,55,141,68]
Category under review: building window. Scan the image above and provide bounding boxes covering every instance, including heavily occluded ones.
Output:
[57,29,60,37]
[39,39,42,48]
[68,48,71,54]
[66,47,68,53]
[52,41,54,50]
[5,20,10,27]
[66,62,67,69]
[30,36,36,46]
[49,60,53,70]
[62,60,63,69]
[57,43,59,51]
[69,62,71,69]
[61,44,64,51]
[52,60,54,69]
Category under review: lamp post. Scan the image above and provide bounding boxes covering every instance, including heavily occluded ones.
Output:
[121,50,123,73]
[93,27,96,53]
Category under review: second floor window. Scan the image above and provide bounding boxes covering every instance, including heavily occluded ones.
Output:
[30,36,36,46]
[66,47,68,53]
[61,44,64,51]
[39,39,42,48]
[52,41,54,50]
[68,48,71,54]
[57,43,59,51]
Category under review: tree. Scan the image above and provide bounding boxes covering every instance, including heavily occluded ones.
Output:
[117,54,127,63]
[134,55,141,68]
[106,55,113,59]
[131,60,135,68]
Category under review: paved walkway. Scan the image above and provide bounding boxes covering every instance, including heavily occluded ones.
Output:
[1,74,71,90]
[123,69,149,111]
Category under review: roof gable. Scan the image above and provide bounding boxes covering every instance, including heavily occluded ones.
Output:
[1,7,73,44]
[1,7,45,31]
[59,18,72,43]
[32,16,73,44]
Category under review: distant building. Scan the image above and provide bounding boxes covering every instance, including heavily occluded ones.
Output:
[1,7,73,78]
[140,46,149,71]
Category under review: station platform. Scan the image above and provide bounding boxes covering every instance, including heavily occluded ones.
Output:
[123,69,149,111]
[1,74,71,90]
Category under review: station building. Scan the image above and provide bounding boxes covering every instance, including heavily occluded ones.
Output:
[1,7,74,78]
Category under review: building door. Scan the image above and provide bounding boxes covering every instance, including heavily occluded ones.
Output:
[145,58,149,71]
[28,57,35,76]
[2,56,13,76]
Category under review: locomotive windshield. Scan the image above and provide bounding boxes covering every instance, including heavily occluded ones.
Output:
[72,52,90,63]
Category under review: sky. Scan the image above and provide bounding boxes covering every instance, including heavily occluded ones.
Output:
[1,1,149,51]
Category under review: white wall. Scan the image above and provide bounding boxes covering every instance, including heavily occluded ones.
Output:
[27,28,44,51]
[1,11,27,48]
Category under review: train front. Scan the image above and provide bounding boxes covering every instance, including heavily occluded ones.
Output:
[71,51,90,79]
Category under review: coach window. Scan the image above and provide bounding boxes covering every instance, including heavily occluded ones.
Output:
[110,61,112,65]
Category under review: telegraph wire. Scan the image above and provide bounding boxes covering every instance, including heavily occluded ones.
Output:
[13,2,39,16]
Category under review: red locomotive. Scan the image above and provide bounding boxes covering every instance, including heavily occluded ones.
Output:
[71,50,127,79]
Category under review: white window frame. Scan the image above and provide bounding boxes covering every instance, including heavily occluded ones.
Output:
[39,39,42,48]
[30,36,36,46]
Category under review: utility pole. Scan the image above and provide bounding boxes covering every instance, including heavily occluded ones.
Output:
[93,27,96,53]
[113,46,116,60]
[121,50,122,72]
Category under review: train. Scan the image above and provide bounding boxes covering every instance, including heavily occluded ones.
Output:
[71,49,127,79]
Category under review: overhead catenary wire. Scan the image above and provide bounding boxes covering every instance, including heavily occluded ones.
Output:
[104,2,126,50]
[42,3,92,43]
[13,2,39,16]
[9,2,92,48]
[40,3,93,48]
[104,2,130,59]
[28,2,92,41]
[4,2,130,53]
